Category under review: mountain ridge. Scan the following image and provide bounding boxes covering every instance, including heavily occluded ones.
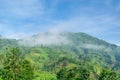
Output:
[17,32,118,47]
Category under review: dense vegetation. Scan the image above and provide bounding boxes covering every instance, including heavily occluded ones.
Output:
[0,32,120,80]
[0,47,34,80]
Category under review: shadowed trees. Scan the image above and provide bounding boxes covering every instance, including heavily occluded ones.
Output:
[56,66,90,80]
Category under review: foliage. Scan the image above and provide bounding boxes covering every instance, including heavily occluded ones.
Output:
[98,69,118,80]
[0,32,120,80]
[57,66,90,80]
[0,47,34,80]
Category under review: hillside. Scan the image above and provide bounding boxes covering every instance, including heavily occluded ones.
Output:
[0,32,120,80]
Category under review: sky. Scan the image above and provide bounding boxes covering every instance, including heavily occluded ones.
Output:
[0,0,120,45]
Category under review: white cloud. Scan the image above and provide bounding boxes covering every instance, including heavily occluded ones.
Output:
[18,32,70,46]
[81,44,113,52]
[4,33,30,39]
[0,0,44,18]
[82,44,105,50]
[0,0,120,45]
[45,15,120,35]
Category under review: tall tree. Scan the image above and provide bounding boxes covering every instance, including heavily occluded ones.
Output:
[99,69,118,80]
[56,66,90,80]
[0,47,34,80]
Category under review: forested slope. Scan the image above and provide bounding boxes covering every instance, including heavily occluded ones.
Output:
[0,32,120,80]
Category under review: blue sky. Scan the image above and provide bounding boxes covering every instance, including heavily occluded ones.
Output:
[0,0,120,45]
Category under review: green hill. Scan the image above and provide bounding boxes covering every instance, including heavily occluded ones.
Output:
[0,32,120,80]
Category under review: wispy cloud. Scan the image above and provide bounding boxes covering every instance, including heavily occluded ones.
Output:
[82,44,105,50]
[2,14,120,43]
[45,14,120,35]
[0,0,44,19]
[0,0,120,45]
[18,32,70,46]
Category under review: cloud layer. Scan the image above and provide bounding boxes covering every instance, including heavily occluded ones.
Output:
[0,0,120,45]
[18,32,70,46]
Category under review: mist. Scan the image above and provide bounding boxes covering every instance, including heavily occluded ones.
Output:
[82,44,105,50]
[18,31,70,46]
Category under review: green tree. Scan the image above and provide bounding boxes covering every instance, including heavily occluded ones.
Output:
[75,66,90,80]
[56,68,66,80]
[0,47,34,80]
[99,69,118,80]
[19,60,34,80]
[56,66,90,80]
